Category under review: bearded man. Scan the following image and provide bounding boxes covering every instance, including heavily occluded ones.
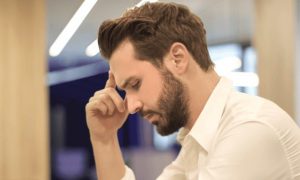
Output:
[85,2,300,180]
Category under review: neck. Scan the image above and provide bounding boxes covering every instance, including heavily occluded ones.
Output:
[185,68,220,130]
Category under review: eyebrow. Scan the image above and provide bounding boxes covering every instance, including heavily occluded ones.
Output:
[118,76,138,90]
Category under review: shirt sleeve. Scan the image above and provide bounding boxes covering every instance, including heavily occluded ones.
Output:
[198,121,291,180]
[121,165,136,180]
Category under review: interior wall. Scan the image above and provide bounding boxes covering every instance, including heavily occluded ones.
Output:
[254,0,296,118]
[0,0,49,179]
[296,0,300,124]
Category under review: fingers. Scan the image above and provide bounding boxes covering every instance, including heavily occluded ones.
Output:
[95,87,125,112]
[105,71,116,89]
[86,71,126,116]
[91,95,115,115]
[88,89,126,116]
[87,99,108,115]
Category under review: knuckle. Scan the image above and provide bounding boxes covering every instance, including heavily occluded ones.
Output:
[93,90,100,96]
[94,90,103,96]
[105,87,115,93]
[85,103,90,111]
[100,93,110,101]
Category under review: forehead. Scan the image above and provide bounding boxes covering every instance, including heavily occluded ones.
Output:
[109,40,159,86]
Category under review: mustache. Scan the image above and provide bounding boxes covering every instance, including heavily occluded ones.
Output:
[139,110,161,118]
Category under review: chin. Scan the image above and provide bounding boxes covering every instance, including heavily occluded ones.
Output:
[156,126,179,136]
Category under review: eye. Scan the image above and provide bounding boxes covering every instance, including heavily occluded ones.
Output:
[131,80,141,90]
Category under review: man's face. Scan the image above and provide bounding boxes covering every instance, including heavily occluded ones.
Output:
[141,68,189,135]
[110,41,189,135]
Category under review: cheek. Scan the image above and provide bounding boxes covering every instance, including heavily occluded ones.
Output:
[140,77,163,108]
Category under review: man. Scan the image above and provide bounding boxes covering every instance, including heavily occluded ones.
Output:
[85,2,300,180]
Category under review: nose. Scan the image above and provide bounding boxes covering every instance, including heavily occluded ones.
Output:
[126,94,143,114]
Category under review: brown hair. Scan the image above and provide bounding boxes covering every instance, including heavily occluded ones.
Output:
[98,2,214,70]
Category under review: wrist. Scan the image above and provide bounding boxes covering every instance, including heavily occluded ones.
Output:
[90,132,118,145]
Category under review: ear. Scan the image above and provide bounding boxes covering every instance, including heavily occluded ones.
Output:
[164,42,189,75]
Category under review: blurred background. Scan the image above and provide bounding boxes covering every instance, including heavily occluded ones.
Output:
[1,0,300,179]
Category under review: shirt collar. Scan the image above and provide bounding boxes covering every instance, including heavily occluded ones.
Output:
[177,77,233,151]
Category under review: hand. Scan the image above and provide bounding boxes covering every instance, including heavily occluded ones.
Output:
[85,71,128,142]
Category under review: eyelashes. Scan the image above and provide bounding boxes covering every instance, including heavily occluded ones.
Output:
[131,80,141,90]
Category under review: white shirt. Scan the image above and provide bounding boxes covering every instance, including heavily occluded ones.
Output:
[122,77,300,180]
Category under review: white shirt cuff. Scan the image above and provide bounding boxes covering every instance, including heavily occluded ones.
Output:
[121,165,135,180]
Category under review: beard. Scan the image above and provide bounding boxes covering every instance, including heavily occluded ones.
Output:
[140,68,190,136]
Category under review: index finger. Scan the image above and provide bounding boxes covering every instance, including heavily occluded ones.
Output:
[105,70,116,88]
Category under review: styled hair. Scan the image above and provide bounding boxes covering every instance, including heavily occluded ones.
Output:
[98,2,214,70]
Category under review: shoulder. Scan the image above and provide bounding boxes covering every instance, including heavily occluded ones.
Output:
[214,90,300,157]
[206,121,295,179]
[220,91,295,134]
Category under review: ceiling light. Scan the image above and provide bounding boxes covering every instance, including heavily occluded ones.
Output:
[85,40,98,57]
[49,0,98,57]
